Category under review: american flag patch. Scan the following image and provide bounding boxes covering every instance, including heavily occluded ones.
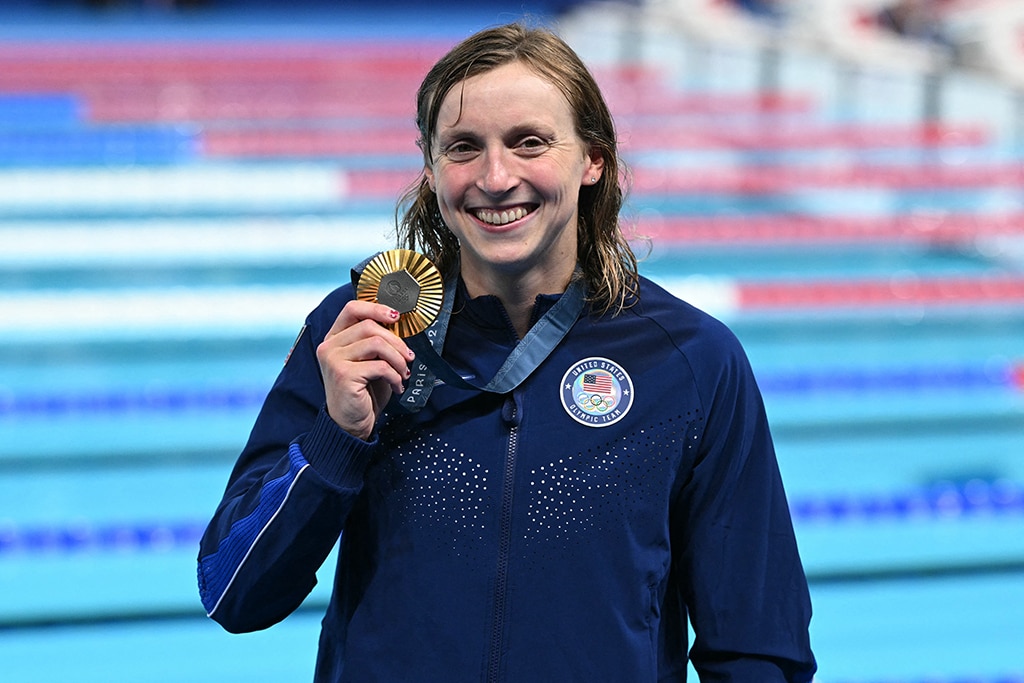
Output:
[582,373,613,394]
[561,357,634,427]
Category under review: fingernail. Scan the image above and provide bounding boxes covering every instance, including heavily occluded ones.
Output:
[389,309,401,319]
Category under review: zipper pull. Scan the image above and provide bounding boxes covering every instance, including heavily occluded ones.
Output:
[501,393,522,428]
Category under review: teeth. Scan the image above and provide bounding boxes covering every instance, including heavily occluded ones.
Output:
[477,207,528,225]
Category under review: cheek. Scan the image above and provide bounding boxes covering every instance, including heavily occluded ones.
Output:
[431,167,470,202]
[554,153,592,190]
[430,177,466,230]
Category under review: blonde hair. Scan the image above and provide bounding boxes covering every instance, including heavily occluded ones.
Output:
[395,22,639,316]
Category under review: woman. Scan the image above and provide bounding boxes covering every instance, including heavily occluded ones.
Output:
[198,22,816,682]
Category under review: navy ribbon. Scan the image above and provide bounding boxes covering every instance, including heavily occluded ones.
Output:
[352,255,587,411]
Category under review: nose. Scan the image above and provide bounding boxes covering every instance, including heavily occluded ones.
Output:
[477,145,518,195]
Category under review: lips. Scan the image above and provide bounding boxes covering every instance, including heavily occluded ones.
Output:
[474,206,532,226]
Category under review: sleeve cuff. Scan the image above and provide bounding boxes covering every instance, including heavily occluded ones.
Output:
[297,407,378,489]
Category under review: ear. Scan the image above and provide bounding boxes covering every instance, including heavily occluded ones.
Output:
[424,163,436,192]
[582,145,605,186]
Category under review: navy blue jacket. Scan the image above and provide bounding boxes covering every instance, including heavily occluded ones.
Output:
[198,275,816,682]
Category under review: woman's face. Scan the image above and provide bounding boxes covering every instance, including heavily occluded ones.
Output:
[424,61,604,294]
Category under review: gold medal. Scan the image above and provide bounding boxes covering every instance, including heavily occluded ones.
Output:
[356,249,445,338]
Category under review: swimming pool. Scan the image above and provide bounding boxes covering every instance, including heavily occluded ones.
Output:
[0,3,1022,681]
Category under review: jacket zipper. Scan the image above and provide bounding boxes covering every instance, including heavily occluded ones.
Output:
[486,396,520,683]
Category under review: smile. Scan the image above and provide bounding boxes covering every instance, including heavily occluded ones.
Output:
[474,206,532,226]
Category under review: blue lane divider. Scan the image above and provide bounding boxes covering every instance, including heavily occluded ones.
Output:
[792,479,1024,523]
[0,126,199,165]
[0,519,207,556]
[1,481,1020,557]
[0,94,82,126]
[1,362,1020,418]
[0,386,269,417]
[757,363,1022,394]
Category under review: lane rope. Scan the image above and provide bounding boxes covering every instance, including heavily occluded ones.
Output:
[1,481,1021,556]
[3,362,1020,418]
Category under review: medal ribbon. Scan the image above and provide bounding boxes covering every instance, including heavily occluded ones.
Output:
[351,256,587,411]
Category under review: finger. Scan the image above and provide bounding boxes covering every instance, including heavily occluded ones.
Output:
[332,333,413,392]
[329,318,415,369]
[321,362,401,440]
[325,301,415,361]
[326,300,400,339]
[330,356,406,403]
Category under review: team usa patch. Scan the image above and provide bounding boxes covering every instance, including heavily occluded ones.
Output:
[560,357,634,427]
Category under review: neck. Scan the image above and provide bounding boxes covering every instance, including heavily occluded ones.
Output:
[461,266,574,339]
[500,291,541,340]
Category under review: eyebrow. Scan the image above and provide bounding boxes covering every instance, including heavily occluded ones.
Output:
[437,121,559,145]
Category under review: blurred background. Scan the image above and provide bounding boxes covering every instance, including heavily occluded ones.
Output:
[0,0,1022,681]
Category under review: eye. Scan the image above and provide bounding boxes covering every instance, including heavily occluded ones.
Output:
[514,136,552,157]
[439,141,480,163]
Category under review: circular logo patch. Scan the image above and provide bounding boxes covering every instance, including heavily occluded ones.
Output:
[560,357,634,427]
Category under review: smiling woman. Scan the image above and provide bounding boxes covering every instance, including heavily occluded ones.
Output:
[197,21,817,683]
[400,22,635,322]
[422,61,604,336]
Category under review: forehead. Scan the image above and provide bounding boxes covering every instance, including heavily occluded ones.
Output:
[434,61,575,135]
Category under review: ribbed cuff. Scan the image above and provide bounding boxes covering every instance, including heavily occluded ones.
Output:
[299,407,378,490]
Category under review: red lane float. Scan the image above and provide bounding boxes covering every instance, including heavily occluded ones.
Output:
[85,83,420,121]
[204,128,420,156]
[630,161,1024,192]
[738,275,1024,309]
[639,213,1024,244]
[0,43,447,88]
[345,170,420,198]
[620,121,989,151]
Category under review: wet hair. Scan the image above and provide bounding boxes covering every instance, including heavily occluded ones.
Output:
[395,22,639,316]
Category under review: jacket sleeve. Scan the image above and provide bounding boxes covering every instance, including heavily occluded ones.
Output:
[673,321,817,682]
[197,288,375,634]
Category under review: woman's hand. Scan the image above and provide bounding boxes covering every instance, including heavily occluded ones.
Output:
[316,301,415,441]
